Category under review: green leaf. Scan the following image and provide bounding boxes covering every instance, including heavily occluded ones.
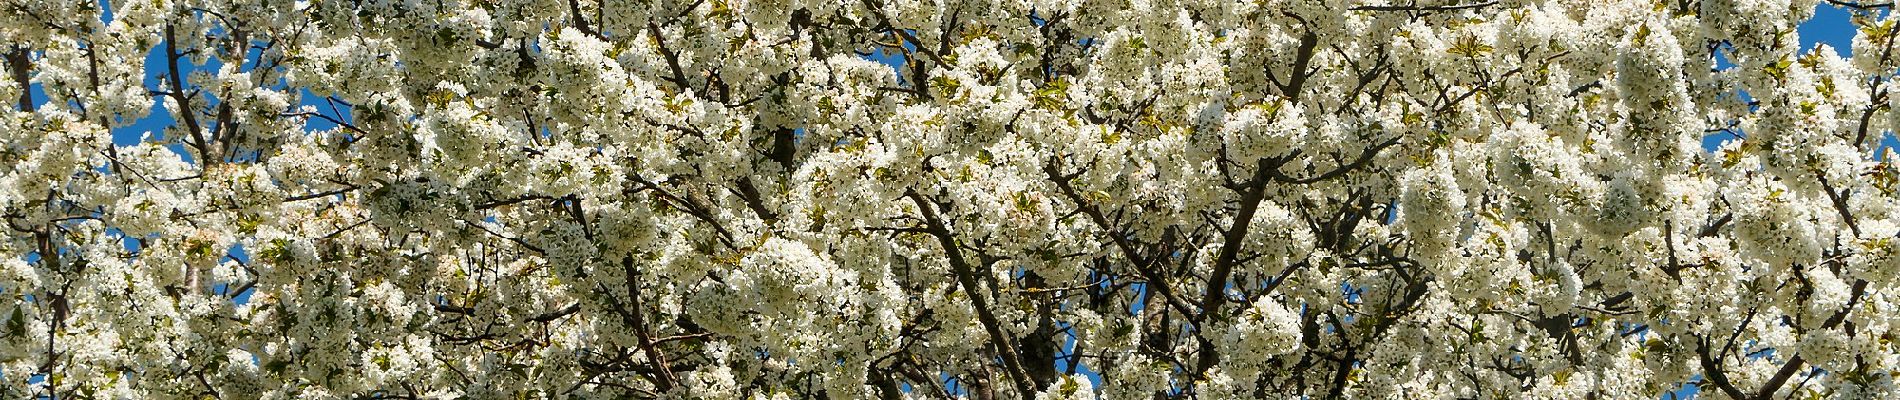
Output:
[1764,55,1793,81]
[5,307,23,338]
[1448,35,1494,57]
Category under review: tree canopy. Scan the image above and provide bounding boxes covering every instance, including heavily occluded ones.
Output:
[3,0,1900,398]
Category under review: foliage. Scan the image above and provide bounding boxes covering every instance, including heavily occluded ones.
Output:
[2,0,1899,398]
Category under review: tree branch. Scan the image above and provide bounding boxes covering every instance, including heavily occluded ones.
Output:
[1350,1,1498,12]
[6,46,29,111]
[905,190,1038,397]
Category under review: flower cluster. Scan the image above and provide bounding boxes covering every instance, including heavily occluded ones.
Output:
[1,0,1897,398]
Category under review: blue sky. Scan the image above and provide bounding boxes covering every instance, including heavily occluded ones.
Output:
[48,3,1877,398]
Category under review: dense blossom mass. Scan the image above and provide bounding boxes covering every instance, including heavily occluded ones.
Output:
[3,0,1900,398]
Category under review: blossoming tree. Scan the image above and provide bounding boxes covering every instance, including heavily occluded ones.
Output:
[3,0,1899,398]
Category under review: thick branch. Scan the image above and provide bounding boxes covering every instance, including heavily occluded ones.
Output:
[1192,157,1275,376]
[1824,0,1894,10]
[1698,339,1750,400]
[164,25,213,166]
[905,190,1037,398]
[1752,279,1867,399]
[618,258,677,391]
[6,46,29,111]
[1042,158,1198,319]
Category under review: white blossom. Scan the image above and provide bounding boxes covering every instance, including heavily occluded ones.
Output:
[0,0,1895,398]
